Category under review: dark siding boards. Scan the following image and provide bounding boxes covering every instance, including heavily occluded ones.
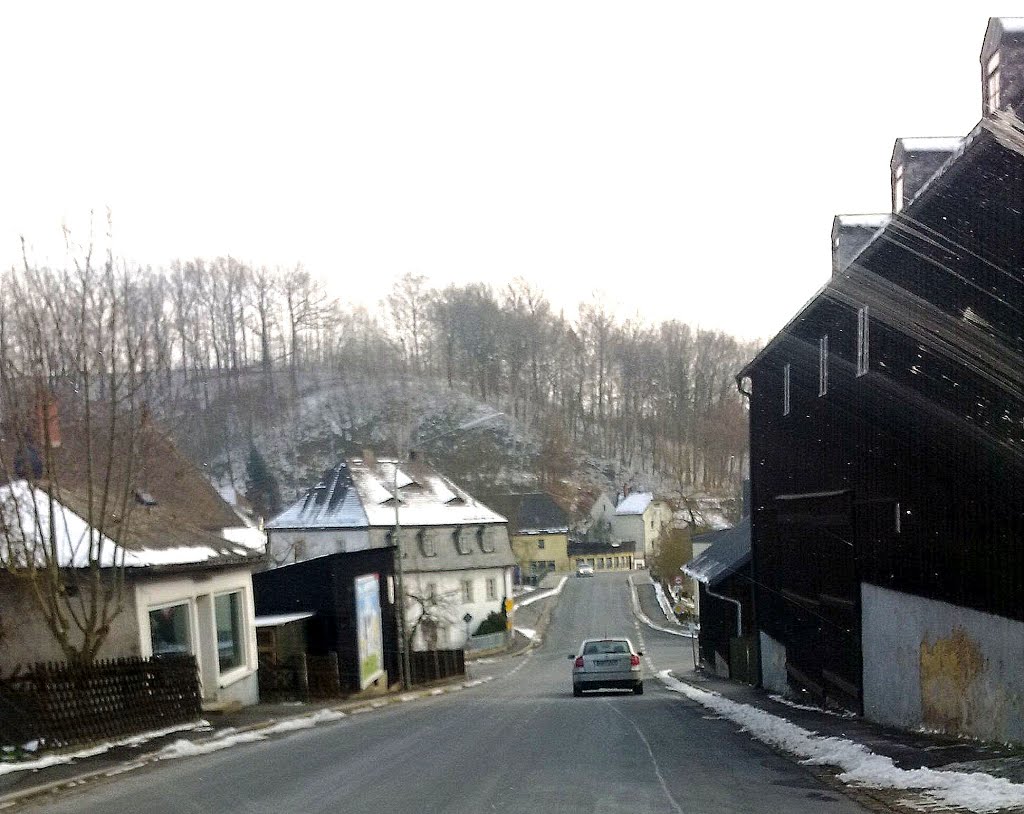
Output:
[252,550,399,694]
[748,130,1024,708]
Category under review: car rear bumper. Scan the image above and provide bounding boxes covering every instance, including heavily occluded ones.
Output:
[573,670,641,689]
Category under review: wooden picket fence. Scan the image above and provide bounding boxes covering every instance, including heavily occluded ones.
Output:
[409,649,464,686]
[0,654,202,750]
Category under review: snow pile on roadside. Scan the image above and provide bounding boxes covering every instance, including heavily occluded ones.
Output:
[154,709,347,762]
[515,576,568,608]
[652,581,680,625]
[515,627,537,640]
[660,671,1024,813]
[0,720,210,777]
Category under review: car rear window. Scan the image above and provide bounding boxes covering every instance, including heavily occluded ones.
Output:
[583,641,629,655]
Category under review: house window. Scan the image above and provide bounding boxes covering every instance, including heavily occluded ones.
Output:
[149,603,191,656]
[462,580,474,603]
[426,582,437,599]
[417,529,436,557]
[987,51,1001,113]
[215,591,244,673]
[783,363,791,416]
[537,539,545,549]
[893,164,904,213]
[857,306,870,376]
[454,527,471,555]
[486,578,497,600]
[819,335,829,396]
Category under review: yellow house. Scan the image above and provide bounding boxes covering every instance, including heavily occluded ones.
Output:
[479,493,572,578]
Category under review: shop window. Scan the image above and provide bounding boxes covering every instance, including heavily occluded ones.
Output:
[149,603,191,656]
[215,591,244,672]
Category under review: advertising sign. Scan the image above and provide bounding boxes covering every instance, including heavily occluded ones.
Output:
[355,573,385,689]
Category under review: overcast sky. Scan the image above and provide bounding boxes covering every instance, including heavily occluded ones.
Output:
[0,2,996,341]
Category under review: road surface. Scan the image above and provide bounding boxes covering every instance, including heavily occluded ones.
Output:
[27,574,866,813]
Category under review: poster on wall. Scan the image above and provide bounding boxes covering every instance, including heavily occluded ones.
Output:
[355,573,385,689]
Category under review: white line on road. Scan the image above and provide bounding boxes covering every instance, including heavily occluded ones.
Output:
[605,700,684,814]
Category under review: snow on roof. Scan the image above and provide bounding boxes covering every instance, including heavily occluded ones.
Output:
[267,458,507,531]
[254,611,314,628]
[683,518,751,587]
[835,213,890,229]
[0,481,248,569]
[615,492,654,515]
[897,137,963,153]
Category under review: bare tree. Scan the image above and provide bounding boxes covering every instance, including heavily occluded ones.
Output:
[0,228,152,663]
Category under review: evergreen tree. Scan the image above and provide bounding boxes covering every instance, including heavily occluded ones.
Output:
[246,445,282,520]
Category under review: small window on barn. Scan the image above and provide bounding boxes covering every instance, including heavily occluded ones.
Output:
[986,51,1001,114]
[819,335,829,397]
[857,306,870,376]
[783,363,791,416]
[893,164,904,213]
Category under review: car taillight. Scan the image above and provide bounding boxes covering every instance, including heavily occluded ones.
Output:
[574,657,585,668]
[630,654,640,667]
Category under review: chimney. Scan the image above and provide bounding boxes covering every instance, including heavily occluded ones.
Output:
[622,484,629,499]
[34,390,61,449]
[890,137,961,214]
[362,448,376,466]
[981,18,1024,117]
[831,214,889,275]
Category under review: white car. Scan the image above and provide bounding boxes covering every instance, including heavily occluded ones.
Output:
[568,637,643,696]
[576,564,595,577]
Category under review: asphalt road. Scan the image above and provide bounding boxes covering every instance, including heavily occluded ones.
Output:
[26,574,867,814]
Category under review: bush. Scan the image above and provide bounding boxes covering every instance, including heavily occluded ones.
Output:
[473,608,507,637]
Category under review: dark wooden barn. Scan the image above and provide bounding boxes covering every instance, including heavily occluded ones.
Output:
[740,18,1024,741]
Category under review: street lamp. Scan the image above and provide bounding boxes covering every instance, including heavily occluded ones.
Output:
[392,410,504,690]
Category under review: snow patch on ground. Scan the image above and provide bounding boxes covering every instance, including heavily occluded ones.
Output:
[660,671,1024,813]
[515,576,568,608]
[515,627,537,640]
[652,581,680,625]
[0,720,209,777]
[768,694,857,719]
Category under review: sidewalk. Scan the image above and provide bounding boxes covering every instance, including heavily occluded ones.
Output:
[0,672,488,809]
[664,668,1024,813]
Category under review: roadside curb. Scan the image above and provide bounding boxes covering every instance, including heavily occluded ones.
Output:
[627,575,695,639]
[0,674,494,810]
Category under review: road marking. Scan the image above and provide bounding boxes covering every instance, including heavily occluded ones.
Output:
[605,701,684,814]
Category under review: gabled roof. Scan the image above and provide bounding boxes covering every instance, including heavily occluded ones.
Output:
[477,492,569,535]
[982,17,1024,59]
[683,518,751,587]
[0,423,264,569]
[268,458,507,531]
[614,492,654,515]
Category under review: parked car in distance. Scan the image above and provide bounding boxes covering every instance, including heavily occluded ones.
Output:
[568,637,643,696]
[576,564,594,577]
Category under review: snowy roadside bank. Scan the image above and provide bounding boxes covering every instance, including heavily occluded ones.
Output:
[514,575,568,608]
[628,575,694,638]
[659,670,1024,814]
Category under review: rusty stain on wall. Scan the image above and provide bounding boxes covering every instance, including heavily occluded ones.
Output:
[920,626,984,734]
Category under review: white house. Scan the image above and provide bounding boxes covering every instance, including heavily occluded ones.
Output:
[266,457,516,650]
[610,491,674,565]
[0,431,266,708]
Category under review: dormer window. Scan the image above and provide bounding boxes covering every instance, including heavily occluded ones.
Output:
[893,164,904,213]
[453,527,471,555]
[986,51,1001,113]
[477,525,495,553]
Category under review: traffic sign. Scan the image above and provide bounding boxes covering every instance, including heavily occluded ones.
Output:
[463,612,473,624]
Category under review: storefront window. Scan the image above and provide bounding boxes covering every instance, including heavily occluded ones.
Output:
[149,603,191,656]
[215,591,244,672]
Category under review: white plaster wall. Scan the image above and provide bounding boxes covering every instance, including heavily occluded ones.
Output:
[759,631,788,695]
[134,567,259,706]
[862,583,1024,743]
[0,574,141,673]
[269,528,373,562]
[404,566,511,650]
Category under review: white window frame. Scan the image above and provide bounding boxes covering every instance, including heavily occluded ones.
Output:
[857,306,870,376]
[987,51,1001,113]
[486,578,497,600]
[819,335,829,396]
[893,164,904,213]
[147,599,194,658]
[462,579,474,603]
[783,363,791,416]
[537,538,545,549]
[214,589,246,677]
